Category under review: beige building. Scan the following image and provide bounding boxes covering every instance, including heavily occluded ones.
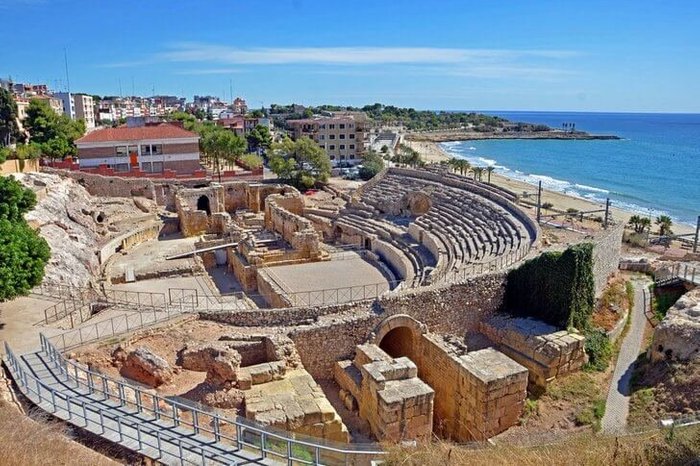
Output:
[286,116,366,165]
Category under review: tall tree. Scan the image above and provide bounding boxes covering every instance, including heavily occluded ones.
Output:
[0,88,21,147]
[247,124,272,152]
[485,166,495,183]
[24,98,85,158]
[0,176,50,301]
[269,136,331,189]
[655,215,673,236]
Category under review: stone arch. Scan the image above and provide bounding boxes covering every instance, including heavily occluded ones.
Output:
[197,195,211,216]
[373,314,427,361]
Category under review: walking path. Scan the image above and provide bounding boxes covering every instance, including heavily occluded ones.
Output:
[601,278,650,433]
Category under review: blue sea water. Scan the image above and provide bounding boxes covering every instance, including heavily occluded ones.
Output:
[440,112,700,227]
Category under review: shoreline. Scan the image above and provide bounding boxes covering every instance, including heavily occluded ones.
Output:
[404,140,695,235]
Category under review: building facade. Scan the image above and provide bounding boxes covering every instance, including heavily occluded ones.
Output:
[75,122,201,175]
[286,116,366,165]
[55,92,96,129]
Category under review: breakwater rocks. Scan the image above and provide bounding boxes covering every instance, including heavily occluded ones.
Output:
[408,131,620,143]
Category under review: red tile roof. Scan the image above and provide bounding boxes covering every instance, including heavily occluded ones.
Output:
[76,124,198,144]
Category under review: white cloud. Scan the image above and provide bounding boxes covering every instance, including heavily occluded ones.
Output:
[157,43,578,66]
[100,43,579,82]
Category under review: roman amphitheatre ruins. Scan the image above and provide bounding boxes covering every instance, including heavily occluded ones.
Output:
[2,165,629,464]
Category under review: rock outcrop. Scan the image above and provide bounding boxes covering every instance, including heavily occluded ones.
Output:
[120,347,173,388]
[651,289,700,362]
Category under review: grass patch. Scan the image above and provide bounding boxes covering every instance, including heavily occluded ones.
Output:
[384,424,700,466]
[519,398,539,426]
[0,401,118,466]
[574,399,606,431]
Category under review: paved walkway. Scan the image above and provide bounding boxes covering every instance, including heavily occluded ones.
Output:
[601,278,650,433]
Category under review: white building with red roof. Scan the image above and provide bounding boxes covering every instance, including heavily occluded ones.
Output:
[75,122,201,175]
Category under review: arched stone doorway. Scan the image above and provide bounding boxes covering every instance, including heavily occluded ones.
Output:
[373,314,426,363]
[197,195,211,215]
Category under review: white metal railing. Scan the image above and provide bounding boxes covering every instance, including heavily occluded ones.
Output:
[6,334,386,465]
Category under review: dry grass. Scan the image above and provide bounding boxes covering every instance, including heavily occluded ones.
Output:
[0,400,119,466]
[385,424,700,466]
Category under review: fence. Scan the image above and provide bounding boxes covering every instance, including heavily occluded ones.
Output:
[16,334,385,465]
[431,244,532,285]
[656,263,700,286]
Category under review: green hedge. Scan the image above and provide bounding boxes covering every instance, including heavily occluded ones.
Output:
[505,243,595,329]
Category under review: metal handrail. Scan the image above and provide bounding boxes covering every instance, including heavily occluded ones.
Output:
[34,334,385,463]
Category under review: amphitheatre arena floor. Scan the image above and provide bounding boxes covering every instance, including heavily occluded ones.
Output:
[258,252,391,305]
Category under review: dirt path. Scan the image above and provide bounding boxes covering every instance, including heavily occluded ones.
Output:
[601,277,651,433]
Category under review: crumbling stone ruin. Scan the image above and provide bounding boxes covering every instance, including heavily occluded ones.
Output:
[651,288,700,362]
[335,315,529,441]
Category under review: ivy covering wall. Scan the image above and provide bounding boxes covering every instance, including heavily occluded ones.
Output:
[505,243,595,329]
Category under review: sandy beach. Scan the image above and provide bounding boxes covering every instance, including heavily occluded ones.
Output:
[405,140,695,235]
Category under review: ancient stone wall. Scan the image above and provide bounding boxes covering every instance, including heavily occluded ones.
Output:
[43,167,158,200]
[479,314,586,388]
[591,222,625,296]
[98,221,161,264]
[264,193,322,258]
[203,272,508,380]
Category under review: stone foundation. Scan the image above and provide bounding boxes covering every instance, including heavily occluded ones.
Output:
[479,314,587,388]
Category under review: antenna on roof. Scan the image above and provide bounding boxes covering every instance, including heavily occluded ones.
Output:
[63,47,71,93]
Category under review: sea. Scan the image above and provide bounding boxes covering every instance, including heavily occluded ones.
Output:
[440,111,700,228]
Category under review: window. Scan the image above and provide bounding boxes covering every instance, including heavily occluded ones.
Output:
[329,124,335,129]
[319,124,326,129]
[141,144,163,156]
[349,134,355,139]
[329,134,335,140]
[339,134,345,139]
[339,123,345,129]
[114,163,129,172]
[349,123,354,129]
[116,146,128,157]
[330,155,336,160]
[319,135,325,140]
[340,144,345,150]
[142,161,163,173]
[349,144,355,149]
[329,144,335,150]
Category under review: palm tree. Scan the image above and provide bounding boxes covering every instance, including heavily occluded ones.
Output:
[628,215,642,233]
[655,215,673,236]
[485,166,495,183]
[640,217,652,233]
[472,166,484,182]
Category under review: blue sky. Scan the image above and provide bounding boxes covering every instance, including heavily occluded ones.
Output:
[2,0,699,112]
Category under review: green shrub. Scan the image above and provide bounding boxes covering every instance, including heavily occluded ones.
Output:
[583,329,613,371]
[239,152,264,169]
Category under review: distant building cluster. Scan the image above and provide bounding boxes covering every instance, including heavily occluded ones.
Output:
[97,96,187,123]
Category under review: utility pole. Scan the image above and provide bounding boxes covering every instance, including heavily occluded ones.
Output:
[694,215,700,253]
[604,198,611,229]
[536,181,542,223]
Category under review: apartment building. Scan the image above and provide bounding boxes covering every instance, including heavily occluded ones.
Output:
[75,121,201,175]
[286,116,366,165]
[55,92,96,129]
